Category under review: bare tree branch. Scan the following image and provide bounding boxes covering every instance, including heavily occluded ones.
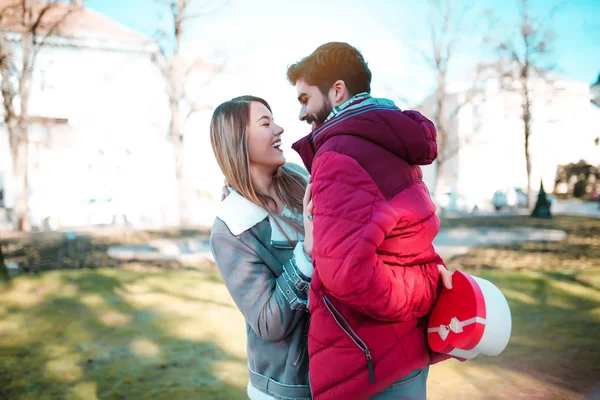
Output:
[32,4,78,69]
[180,0,232,21]
[152,0,230,225]
[0,0,81,231]
[412,0,478,202]
[34,6,75,49]
[30,1,55,36]
[488,0,563,208]
[185,101,212,120]
[406,41,436,68]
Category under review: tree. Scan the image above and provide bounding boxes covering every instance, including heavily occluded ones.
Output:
[0,242,8,283]
[494,0,559,208]
[415,0,481,205]
[0,0,81,231]
[531,180,551,218]
[153,0,226,226]
[554,160,599,199]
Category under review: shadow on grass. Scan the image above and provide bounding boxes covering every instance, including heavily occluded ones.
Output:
[0,227,211,274]
[440,215,600,274]
[453,268,600,396]
[432,213,600,397]
[0,270,247,400]
[539,270,600,291]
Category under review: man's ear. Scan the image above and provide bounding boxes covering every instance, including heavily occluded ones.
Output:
[330,80,350,106]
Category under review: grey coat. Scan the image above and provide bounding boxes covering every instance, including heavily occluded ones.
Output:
[210,179,313,400]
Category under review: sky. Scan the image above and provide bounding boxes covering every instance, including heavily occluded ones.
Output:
[85,0,600,84]
[84,0,600,167]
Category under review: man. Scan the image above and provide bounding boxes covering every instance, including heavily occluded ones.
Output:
[288,42,453,400]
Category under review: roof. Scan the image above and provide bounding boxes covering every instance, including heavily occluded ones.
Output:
[0,1,152,45]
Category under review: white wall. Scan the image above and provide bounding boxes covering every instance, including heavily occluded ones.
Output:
[449,76,600,206]
[0,41,179,227]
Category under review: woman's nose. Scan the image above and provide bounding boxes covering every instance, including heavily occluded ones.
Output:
[275,123,284,136]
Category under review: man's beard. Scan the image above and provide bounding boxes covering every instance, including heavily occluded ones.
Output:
[306,99,333,129]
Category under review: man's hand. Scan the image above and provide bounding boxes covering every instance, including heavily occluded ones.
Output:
[438,265,453,290]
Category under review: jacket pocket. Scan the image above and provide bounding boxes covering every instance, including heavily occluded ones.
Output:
[323,296,375,384]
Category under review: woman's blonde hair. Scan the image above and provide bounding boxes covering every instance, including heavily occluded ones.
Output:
[210,95,307,237]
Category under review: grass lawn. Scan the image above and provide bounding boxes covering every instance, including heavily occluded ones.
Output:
[1,216,599,399]
[0,268,248,400]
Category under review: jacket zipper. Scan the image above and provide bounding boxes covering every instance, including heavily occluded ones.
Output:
[323,296,375,384]
[293,316,309,368]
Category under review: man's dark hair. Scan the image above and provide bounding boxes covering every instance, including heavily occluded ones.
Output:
[286,42,372,96]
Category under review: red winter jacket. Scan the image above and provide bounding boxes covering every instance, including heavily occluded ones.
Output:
[292,96,449,400]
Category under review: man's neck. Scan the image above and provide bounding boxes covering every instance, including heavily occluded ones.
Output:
[333,94,352,109]
[325,92,372,123]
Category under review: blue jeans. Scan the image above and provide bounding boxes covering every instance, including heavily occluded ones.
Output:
[369,367,429,400]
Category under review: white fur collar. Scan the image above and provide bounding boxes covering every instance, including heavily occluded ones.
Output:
[217,190,303,242]
[217,190,269,236]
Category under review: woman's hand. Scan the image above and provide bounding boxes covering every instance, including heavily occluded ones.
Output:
[303,183,313,258]
[221,180,231,201]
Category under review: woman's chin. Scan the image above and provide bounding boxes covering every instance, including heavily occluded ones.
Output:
[273,157,286,172]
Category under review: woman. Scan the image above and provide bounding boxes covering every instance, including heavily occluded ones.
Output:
[209,95,314,400]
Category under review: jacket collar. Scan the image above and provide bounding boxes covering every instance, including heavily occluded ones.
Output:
[323,92,372,123]
[291,135,316,173]
[217,190,302,244]
[217,190,268,236]
[292,95,397,173]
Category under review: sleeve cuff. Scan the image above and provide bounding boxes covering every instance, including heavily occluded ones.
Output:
[294,241,314,279]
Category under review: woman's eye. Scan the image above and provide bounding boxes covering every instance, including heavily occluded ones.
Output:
[263,123,270,127]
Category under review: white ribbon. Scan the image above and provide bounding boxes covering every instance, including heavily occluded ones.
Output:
[428,316,487,341]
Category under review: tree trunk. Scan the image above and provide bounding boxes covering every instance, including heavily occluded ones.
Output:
[524,122,533,209]
[12,140,31,232]
[522,72,533,209]
[433,67,447,209]
[433,159,446,214]
[170,2,187,227]
[170,96,187,226]
[17,2,33,231]
[0,242,9,283]
[0,1,35,232]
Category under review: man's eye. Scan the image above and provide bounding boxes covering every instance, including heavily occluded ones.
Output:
[263,122,270,127]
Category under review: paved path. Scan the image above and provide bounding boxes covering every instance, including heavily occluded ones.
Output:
[437,199,600,219]
[107,237,213,264]
[433,227,566,259]
[107,227,567,263]
[552,200,600,218]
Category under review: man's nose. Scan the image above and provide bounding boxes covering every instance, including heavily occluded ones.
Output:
[299,106,307,121]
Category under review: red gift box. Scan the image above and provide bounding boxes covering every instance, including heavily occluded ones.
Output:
[428,271,512,359]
